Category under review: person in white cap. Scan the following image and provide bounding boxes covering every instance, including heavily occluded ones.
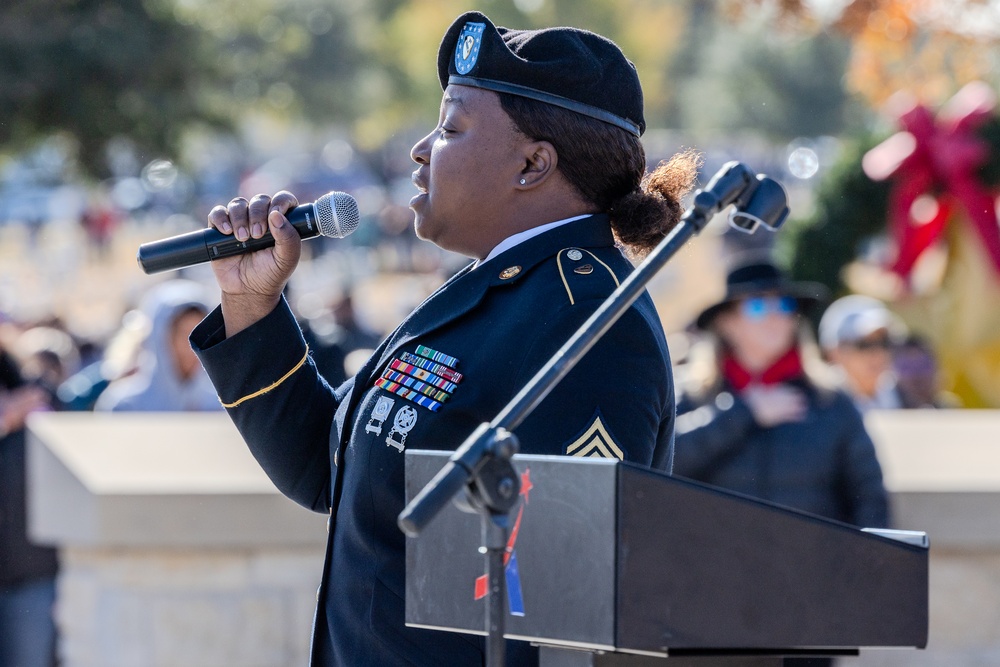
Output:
[819,295,907,414]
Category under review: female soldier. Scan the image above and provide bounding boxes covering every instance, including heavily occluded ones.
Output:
[191,11,697,666]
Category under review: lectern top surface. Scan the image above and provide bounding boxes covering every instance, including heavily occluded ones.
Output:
[27,412,276,494]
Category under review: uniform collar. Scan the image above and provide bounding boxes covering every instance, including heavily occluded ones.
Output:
[476,213,614,285]
[479,214,592,265]
[358,214,614,389]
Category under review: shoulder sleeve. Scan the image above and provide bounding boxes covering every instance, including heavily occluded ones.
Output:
[511,299,674,470]
[191,297,339,513]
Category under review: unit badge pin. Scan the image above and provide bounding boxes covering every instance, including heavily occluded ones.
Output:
[455,22,485,75]
[365,395,395,436]
[499,265,521,280]
[386,405,418,452]
[566,249,583,261]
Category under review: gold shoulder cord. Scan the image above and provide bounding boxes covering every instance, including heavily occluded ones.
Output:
[582,249,620,287]
[556,249,576,305]
[556,248,621,305]
[220,346,310,409]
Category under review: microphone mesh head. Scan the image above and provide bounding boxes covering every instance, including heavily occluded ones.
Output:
[315,192,360,239]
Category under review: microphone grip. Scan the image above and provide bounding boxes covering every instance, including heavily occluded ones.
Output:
[137,204,319,274]
[137,228,214,274]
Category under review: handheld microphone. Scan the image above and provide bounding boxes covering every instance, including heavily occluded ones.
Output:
[137,191,360,274]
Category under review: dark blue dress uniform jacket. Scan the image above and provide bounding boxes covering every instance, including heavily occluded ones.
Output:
[191,214,675,666]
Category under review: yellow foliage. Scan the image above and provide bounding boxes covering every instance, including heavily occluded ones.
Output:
[616,1,689,120]
[850,33,990,105]
[726,0,1000,106]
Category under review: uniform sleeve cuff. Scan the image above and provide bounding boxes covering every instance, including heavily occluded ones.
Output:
[191,296,309,407]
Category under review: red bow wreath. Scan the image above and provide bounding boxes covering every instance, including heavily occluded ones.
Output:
[863,82,1000,278]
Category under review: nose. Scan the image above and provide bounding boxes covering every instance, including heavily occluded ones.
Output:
[410,131,432,165]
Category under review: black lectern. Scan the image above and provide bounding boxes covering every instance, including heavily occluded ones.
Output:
[404,451,927,665]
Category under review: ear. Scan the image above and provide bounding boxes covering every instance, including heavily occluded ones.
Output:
[516,140,558,189]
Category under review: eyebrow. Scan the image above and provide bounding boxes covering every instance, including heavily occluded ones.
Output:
[443,94,466,110]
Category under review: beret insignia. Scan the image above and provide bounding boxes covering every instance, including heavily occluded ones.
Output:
[455,22,485,74]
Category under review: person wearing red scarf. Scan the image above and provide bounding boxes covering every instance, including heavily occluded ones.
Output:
[673,257,891,667]
[672,257,890,532]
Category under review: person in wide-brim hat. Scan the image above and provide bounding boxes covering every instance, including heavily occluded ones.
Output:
[694,257,829,330]
[672,255,890,549]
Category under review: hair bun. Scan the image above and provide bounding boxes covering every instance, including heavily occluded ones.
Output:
[610,150,701,258]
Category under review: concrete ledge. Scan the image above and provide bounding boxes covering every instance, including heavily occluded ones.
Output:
[866,410,1000,492]
[24,409,1000,666]
[866,409,1000,548]
[26,412,326,548]
[858,409,1000,666]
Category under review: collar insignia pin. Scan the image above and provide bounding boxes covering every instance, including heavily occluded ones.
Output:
[499,265,521,280]
[567,249,583,261]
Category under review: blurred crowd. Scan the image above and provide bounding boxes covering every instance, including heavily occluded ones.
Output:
[0,274,387,666]
[0,219,958,667]
[0,278,386,417]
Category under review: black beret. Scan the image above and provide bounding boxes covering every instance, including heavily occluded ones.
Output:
[437,11,645,136]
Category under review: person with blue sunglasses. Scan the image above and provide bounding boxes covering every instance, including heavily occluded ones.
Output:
[672,256,890,537]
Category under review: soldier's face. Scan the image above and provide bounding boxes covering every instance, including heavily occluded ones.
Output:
[409,85,527,258]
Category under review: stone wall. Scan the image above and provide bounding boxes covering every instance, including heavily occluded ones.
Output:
[56,547,323,667]
[26,413,328,667]
[853,411,1000,666]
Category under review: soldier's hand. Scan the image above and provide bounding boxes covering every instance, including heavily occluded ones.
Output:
[206,191,302,336]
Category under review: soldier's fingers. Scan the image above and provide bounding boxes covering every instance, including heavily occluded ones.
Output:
[270,190,299,215]
[248,194,272,239]
[207,205,233,234]
[268,209,302,272]
[227,197,251,242]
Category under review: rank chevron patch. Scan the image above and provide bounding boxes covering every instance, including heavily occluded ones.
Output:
[565,414,624,460]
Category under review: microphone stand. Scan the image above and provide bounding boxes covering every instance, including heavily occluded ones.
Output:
[398,162,787,667]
